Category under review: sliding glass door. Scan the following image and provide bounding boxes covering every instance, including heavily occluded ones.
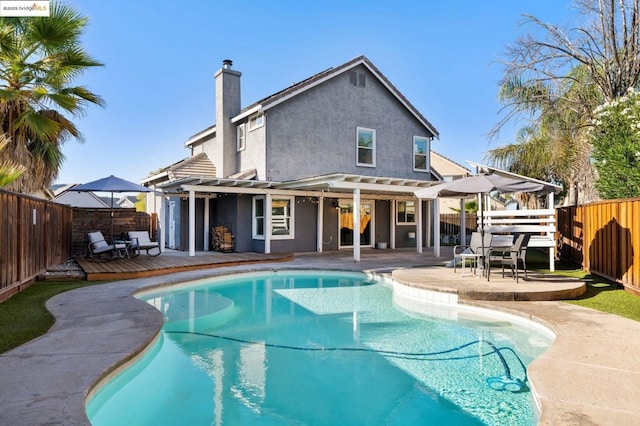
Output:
[338,201,373,248]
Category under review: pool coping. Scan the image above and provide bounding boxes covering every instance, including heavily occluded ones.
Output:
[1,251,639,425]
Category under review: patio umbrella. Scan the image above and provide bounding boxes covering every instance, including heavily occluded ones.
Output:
[414,173,560,259]
[414,173,558,200]
[73,175,155,240]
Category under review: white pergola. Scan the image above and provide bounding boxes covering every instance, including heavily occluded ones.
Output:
[153,173,441,262]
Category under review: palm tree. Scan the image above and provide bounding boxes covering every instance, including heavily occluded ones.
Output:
[0,133,25,187]
[488,66,601,205]
[0,2,104,193]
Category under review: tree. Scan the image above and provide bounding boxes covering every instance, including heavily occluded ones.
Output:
[491,0,640,204]
[0,133,25,187]
[135,193,146,212]
[591,88,640,198]
[450,199,478,214]
[0,2,104,193]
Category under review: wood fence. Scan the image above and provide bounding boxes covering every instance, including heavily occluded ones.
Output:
[0,191,157,301]
[0,190,73,301]
[439,213,477,241]
[71,208,153,256]
[557,198,640,293]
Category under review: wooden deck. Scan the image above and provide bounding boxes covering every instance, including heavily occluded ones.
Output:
[75,252,294,281]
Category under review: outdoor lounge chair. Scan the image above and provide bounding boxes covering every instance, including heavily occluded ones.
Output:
[127,231,161,257]
[487,233,530,282]
[86,231,127,261]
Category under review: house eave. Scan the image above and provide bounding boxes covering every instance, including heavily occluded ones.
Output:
[231,105,262,124]
[185,126,216,148]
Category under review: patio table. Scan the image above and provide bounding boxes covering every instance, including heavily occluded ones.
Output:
[112,240,133,258]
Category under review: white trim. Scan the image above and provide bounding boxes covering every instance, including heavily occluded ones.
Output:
[185,126,216,148]
[395,200,417,225]
[248,114,264,131]
[270,195,295,240]
[188,190,196,256]
[252,196,265,240]
[237,123,246,152]
[413,136,430,172]
[231,104,262,124]
[356,127,376,167]
[337,199,374,250]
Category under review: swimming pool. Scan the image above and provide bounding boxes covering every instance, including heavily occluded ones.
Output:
[86,270,554,425]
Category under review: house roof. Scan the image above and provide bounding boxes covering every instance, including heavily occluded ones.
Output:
[237,55,439,136]
[186,55,439,148]
[53,188,110,208]
[142,153,217,185]
[430,151,472,176]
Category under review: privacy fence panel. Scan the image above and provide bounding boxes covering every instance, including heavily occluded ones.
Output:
[557,198,640,291]
[71,208,152,256]
[0,190,73,301]
[439,213,478,241]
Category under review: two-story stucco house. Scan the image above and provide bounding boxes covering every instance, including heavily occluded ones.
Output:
[143,55,441,258]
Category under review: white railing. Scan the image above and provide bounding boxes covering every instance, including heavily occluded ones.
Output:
[481,208,556,270]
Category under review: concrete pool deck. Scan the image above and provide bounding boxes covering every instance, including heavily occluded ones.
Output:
[1,248,639,425]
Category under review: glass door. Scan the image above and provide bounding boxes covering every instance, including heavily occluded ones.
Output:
[338,201,373,248]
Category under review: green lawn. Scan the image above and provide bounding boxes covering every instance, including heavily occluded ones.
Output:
[527,250,640,322]
[0,281,103,354]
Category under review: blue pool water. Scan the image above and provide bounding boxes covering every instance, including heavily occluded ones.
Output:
[86,271,553,425]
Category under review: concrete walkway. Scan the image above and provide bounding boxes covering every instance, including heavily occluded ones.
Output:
[1,249,639,425]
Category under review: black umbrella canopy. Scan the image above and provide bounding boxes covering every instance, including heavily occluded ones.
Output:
[73,175,155,239]
[73,175,154,194]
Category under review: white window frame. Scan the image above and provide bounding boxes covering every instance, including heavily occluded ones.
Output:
[252,196,265,239]
[271,196,295,239]
[413,136,429,172]
[237,123,246,152]
[396,200,416,225]
[248,114,264,131]
[356,127,376,167]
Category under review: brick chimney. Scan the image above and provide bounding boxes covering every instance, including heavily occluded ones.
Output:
[214,59,241,177]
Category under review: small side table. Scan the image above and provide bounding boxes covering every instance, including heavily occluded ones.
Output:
[112,240,130,259]
[459,253,483,277]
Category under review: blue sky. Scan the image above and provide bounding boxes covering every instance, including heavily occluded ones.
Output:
[56,0,577,185]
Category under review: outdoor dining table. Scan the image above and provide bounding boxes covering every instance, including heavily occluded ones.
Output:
[460,234,514,279]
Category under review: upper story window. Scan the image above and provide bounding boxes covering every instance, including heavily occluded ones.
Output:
[237,123,246,151]
[356,127,376,167]
[396,200,416,224]
[413,136,430,172]
[248,114,264,131]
